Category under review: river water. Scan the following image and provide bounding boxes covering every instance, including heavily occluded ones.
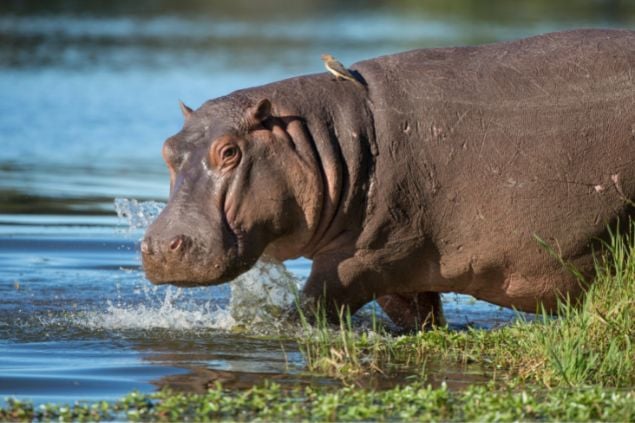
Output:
[1,1,632,404]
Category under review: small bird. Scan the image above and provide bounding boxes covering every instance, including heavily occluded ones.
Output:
[321,54,364,88]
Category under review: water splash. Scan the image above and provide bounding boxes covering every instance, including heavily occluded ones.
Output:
[80,287,236,331]
[78,198,303,334]
[229,258,300,332]
[114,198,165,233]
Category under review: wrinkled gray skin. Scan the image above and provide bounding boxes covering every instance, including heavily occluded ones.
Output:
[142,29,635,330]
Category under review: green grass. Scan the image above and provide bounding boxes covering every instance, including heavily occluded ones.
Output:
[3,383,634,422]
[296,220,635,388]
[296,300,398,377]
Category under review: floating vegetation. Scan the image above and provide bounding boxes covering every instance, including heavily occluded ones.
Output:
[2,383,634,422]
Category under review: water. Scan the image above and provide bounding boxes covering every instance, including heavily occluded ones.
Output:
[1,0,633,405]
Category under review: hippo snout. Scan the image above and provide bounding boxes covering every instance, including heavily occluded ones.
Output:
[141,218,244,287]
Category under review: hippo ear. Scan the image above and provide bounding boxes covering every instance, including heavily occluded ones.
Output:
[179,100,193,121]
[247,99,272,125]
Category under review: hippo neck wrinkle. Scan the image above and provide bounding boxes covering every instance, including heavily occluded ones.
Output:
[295,94,375,259]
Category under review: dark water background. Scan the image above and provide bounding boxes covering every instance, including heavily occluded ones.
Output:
[1,0,634,404]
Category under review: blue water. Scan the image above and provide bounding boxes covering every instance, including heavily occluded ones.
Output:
[1,1,633,405]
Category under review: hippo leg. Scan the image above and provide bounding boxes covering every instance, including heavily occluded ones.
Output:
[301,251,445,331]
[301,252,377,323]
[377,292,445,331]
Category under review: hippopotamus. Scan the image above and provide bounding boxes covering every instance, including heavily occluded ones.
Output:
[141,29,635,329]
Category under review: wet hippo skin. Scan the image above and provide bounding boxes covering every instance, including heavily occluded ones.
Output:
[142,29,635,330]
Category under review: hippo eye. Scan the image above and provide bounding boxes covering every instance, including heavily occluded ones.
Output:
[210,136,242,170]
[214,143,242,171]
[222,146,238,160]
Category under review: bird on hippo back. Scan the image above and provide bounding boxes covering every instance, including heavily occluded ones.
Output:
[141,29,635,331]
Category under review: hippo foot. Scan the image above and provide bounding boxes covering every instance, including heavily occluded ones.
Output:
[377,292,445,332]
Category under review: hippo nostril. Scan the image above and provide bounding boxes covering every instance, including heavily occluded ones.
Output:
[169,235,185,252]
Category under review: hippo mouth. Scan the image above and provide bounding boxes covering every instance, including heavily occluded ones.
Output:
[223,213,244,260]
[143,248,245,287]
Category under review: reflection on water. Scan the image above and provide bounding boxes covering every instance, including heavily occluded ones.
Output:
[1,0,632,405]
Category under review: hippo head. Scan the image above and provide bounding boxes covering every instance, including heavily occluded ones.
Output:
[141,95,321,287]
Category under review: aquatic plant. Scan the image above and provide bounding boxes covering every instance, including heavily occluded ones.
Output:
[2,383,634,422]
[295,295,400,378]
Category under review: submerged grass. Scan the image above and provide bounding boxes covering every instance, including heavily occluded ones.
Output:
[297,220,635,388]
[3,383,635,422]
